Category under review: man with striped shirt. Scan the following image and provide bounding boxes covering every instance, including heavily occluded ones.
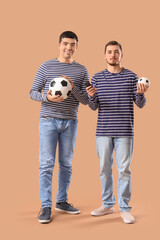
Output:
[86,41,148,224]
[30,31,89,223]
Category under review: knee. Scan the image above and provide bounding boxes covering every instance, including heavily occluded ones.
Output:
[59,163,72,172]
[39,161,54,173]
[118,167,131,179]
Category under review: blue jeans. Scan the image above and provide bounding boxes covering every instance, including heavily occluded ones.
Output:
[39,117,78,208]
[96,137,133,212]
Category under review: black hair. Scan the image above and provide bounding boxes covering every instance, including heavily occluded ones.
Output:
[59,31,78,43]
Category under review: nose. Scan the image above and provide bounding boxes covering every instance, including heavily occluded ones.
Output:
[111,52,116,59]
[67,44,72,50]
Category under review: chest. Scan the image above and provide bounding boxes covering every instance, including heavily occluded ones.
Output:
[97,78,133,104]
[44,66,83,90]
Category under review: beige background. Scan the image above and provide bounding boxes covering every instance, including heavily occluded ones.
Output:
[1,0,160,239]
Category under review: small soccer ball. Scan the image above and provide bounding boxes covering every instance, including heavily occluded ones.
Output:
[49,77,72,99]
[138,77,150,88]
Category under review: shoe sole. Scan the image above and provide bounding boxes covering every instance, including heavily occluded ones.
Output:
[121,218,135,224]
[120,213,135,224]
[38,218,52,224]
[91,208,115,216]
[55,207,80,214]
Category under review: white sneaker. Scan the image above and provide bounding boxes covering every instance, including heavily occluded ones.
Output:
[121,211,135,224]
[91,206,115,216]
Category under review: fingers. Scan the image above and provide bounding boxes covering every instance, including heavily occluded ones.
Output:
[60,75,74,88]
[60,75,67,78]
[51,96,64,102]
[86,86,97,97]
[141,83,145,92]
[137,83,141,93]
[137,83,148,93]
[144,85,148,92]
[47,90,64,102]
[52,95,64,102]
[86,86,97,93]
[86,86,92,91]
[60,75,70,81]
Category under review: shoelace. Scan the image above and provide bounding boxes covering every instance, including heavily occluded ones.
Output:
[67,202,74,207]
[66,199,74,207]
[37,207,51,218]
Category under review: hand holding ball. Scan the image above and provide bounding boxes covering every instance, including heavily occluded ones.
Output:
[138,77,150,88]
[137,77,150,94]
[49,77,72,100]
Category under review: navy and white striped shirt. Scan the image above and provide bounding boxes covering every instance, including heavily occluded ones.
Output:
[88,68,146,137]
[30,58,89,120]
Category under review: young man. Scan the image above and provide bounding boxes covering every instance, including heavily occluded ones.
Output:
[30,31,89,223]
[86,41,148,224]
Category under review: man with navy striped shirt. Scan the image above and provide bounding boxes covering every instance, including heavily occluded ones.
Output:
[30,31,89,223]
[86,41,148,224]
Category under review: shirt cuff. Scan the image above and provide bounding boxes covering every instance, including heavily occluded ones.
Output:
[72,85,78,94]
[88,95,96,100]
[43,94,50,103]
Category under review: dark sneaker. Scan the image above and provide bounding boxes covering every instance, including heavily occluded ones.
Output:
[38,207,52,223]
[55,202,80,214]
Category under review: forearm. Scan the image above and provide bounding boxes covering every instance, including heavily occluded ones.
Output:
[134,93,146,108]
[30,89,49,103]
[72,86,88,105]
[88,95,99,110]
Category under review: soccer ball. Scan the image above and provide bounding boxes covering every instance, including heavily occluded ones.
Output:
[138,77,150,88]
[49,77,72,99]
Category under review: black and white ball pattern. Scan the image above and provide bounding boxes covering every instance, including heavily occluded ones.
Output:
[138,77,150,88]
[49,77,72,99]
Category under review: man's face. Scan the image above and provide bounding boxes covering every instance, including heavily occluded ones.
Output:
[58,38,78,59]
[104,45,122,66]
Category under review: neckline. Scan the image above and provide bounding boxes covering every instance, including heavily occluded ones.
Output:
[55,58,75,64]
[105,67,125,75]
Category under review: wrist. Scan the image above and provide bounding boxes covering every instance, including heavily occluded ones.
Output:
[46,94,51,102]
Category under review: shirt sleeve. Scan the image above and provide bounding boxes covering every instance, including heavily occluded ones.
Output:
[87,74,99,111]
[71,67,89,105]
[29,62,49,103]
[133,74,146,108]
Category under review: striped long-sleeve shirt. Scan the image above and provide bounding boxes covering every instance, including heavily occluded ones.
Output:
[30,58,89,120]
[88,68,146,137]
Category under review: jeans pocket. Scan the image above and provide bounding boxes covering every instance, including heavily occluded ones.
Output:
[40,117,52,121]
[72,119,78,124]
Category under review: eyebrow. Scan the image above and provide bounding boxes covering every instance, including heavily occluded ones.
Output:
[63,42,76,45]
[107,49,119,52]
